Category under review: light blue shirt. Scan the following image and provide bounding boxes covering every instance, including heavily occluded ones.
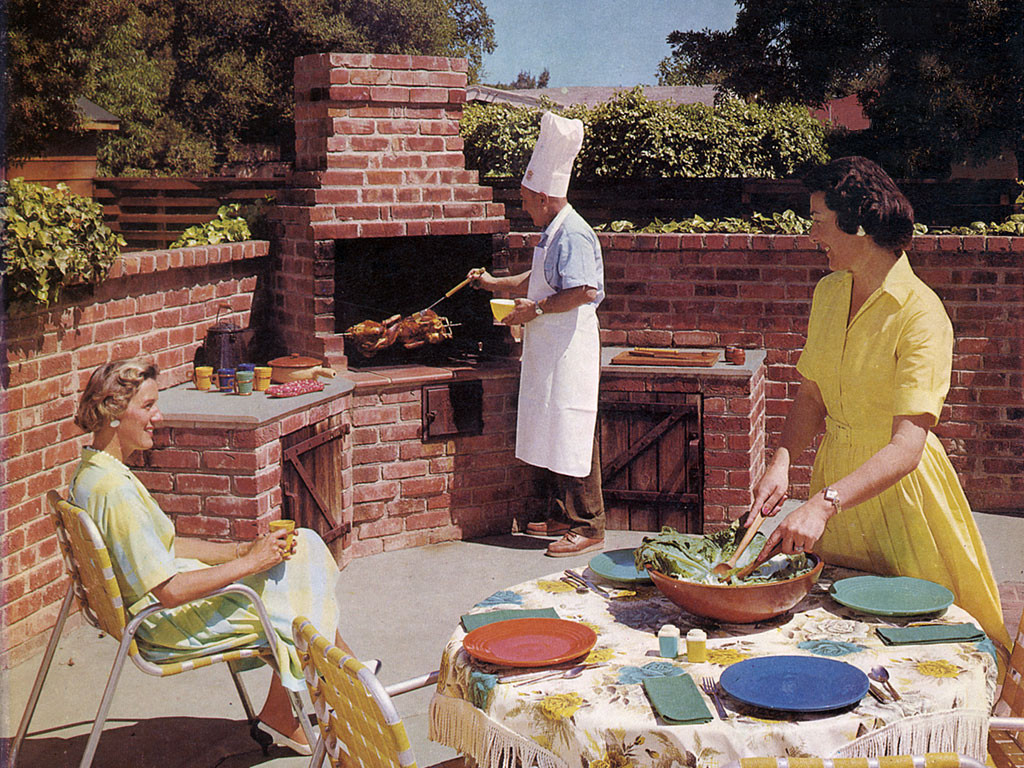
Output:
[539,205,604,307]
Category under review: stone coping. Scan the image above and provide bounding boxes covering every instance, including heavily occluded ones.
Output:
[602,346,766,377]
[157,377,355,429]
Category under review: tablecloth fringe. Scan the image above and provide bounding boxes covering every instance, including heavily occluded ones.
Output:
[430,693,569,768]
[832,709,989,761]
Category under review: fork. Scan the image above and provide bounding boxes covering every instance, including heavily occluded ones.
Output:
[699,677,728,719]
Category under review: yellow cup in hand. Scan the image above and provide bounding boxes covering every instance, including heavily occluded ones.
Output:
[490,298,516,322]
[268,519,295,558]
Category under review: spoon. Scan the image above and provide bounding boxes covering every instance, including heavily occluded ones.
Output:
[713,510,766,580]
[512,662,605,686]
[869,665,901,700]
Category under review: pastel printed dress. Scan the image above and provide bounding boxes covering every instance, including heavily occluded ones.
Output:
[797,255,1010,654]
[70,447,341,691]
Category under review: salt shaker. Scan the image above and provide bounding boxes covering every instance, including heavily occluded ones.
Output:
[658,625,680,658]
[686,628,707,662]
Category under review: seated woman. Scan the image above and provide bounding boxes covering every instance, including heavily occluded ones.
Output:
[70,357,358,755]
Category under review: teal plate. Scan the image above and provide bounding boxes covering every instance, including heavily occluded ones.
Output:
[829,575,954,617]
[588,548,651,584]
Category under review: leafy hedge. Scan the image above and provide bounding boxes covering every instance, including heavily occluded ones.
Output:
[1,178,124,307]
[595,212,1024,236]
[169,199,273,248]
[460,89,829,180]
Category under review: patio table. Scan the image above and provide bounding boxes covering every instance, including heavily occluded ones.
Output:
[428,563,997,768]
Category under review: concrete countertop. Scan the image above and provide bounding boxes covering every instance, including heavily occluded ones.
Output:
[601,346,765,377]
[157,377,356,429]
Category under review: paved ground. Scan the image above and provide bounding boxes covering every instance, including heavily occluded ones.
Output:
[3,506,1021,768]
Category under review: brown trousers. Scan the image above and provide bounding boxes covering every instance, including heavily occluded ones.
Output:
[547,432,605,538]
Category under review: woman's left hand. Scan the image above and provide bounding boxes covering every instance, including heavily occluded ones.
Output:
[755,496,832,563]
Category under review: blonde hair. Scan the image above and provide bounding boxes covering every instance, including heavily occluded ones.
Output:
[75,357,159,433]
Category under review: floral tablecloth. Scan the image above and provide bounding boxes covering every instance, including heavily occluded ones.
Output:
[429,565,997,768]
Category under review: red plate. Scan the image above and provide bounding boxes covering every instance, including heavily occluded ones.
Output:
[462,618,597,667]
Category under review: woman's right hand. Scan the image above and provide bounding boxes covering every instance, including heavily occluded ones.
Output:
[747,459,790,525]
[241,528,291,573]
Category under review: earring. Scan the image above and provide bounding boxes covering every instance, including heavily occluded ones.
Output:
[855,225,867,237]
[109,419,121,428]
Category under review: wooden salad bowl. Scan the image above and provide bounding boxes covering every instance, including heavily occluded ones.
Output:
[647,554,823,624]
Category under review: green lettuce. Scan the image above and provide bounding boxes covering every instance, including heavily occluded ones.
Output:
[634,523,813,585]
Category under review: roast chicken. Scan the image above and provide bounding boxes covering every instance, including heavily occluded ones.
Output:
[344,309,453,356]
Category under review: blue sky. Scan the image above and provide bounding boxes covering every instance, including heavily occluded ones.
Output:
[479,0,739,87]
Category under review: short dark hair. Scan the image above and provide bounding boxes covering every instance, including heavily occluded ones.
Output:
[803,156,915,251]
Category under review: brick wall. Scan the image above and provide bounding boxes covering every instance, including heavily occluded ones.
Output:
[0,241,268,668]
[344,367,526,560]
[504,231,1024,512]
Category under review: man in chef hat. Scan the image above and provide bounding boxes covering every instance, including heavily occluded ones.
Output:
[469,111,606,557]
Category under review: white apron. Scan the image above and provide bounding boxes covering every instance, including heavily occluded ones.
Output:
[515,230,601,477]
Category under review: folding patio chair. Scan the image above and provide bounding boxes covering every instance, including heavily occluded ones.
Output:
[292,616,462,768]
[723,757,986,768]
[990,606,1024,768]
[9,491,315,768]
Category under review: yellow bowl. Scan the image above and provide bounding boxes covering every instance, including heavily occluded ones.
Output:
[490,299,516,321]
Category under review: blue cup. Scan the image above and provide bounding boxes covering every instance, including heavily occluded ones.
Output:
[217,368,236,393]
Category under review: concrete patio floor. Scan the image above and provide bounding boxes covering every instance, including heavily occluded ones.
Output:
[3,507,1021,768]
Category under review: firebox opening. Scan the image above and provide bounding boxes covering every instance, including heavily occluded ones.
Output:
[334,234,507,368]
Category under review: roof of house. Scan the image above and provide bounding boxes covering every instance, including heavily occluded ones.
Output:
[467,84,719,109]
[75,97,120,131]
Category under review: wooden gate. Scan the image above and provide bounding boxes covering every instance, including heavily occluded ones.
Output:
[281,414,351,555]
[599,392,702,532]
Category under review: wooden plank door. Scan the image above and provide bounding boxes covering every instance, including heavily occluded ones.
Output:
[281,414,352,557]
[598,393,702,532]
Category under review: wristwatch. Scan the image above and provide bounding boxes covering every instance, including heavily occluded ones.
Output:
[534,301,544,316]
[823,486,842,516]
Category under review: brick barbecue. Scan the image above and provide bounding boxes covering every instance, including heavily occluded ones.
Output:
[272,53,509,369]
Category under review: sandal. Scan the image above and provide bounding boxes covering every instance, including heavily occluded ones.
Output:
[255,721,313,756]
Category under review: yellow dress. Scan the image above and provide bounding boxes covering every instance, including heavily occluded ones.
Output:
[798,255,1010,653]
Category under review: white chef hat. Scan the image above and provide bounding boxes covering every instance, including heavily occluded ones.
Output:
[521,112,584,198]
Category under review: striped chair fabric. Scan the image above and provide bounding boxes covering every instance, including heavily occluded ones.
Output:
[990,606,1024,768]
[293,616,417,768]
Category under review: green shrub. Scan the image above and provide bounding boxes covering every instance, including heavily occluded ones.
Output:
[597,210,812,235]
[1,178,125,307]
[169,200,271,247]
[460,89,829,180]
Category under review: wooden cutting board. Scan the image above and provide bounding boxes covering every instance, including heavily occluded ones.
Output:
[610,348,721,367]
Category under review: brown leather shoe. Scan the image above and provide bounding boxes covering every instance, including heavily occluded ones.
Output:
[545,532,605,558]
[526,519,571,536]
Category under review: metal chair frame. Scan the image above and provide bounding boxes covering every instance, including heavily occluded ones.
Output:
[9,491,315,767]
[990,606,1024,768]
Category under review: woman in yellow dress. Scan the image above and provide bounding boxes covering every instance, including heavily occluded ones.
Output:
[70,357,362,755]
[749,156,1010,656]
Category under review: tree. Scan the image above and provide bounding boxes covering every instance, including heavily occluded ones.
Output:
[492,68,551,90]
[658,0,1024,177]
[6,0,496,173]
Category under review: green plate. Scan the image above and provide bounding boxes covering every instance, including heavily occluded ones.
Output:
[588,548,651,584]
[829,575,954,617]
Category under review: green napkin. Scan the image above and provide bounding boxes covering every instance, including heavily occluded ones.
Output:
[461,608,559,632]
[876,622,986,646]
[643,674,713,725]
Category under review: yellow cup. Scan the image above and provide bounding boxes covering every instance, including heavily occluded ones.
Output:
[195,366,214,390]
[269,519,295,557]
[254,366,273,391]
[490,298,516,322]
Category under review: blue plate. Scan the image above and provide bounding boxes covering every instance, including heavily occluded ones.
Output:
[720,655,869,712]
[588,548,651,584]
[829,575,955,617]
